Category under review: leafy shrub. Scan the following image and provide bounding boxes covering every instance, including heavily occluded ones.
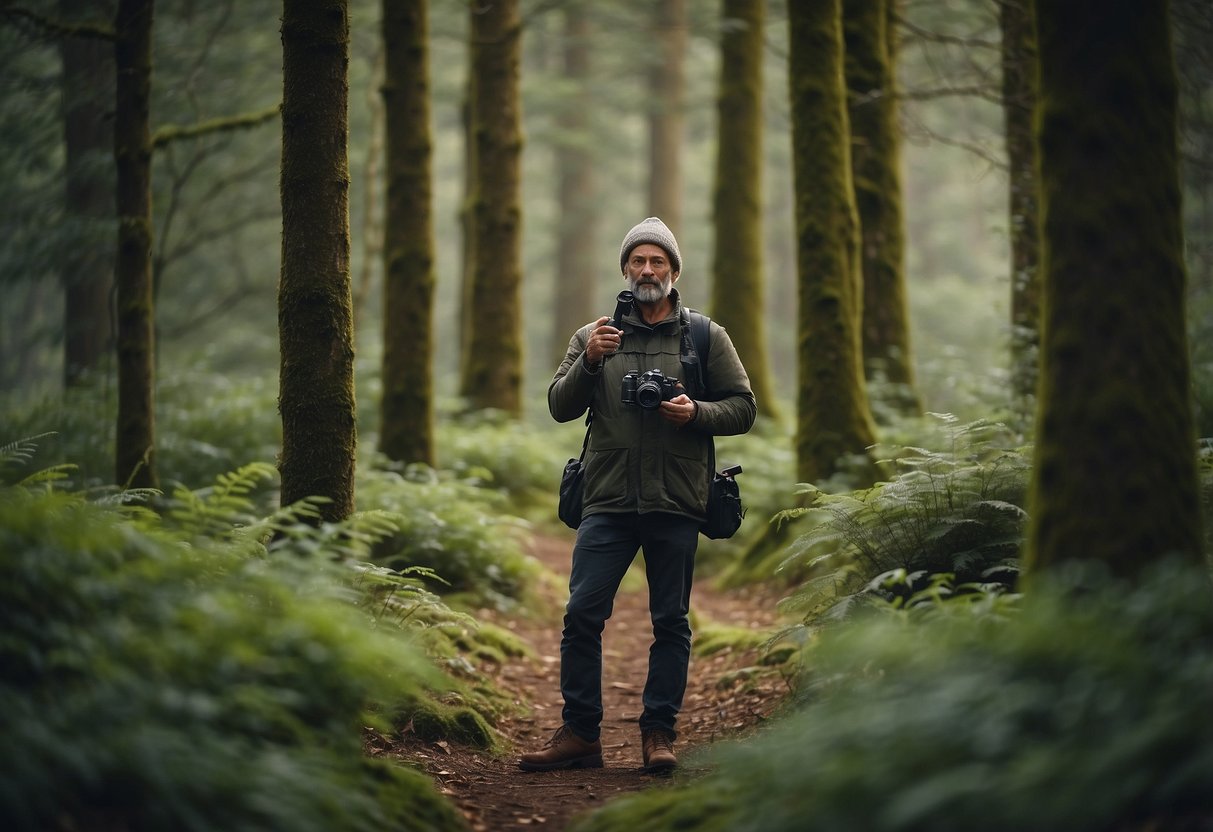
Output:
[572,559,1213,832]
[0,464,465,831]
[355,463,552,612]
[775,415,1028,624]
[436,406,579,510]
[0,368,281,490]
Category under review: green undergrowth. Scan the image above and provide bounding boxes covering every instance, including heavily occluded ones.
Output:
[725,416,1028,610]
[572,559,1213,832]
[357,462,558,614]
[0,441,554,830]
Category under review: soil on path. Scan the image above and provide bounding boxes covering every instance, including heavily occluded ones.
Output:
[382,532,790,832]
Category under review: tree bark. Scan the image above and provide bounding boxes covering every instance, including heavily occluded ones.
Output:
[379,0,436,466]
[788,0,878,485]
[647,0,687,236]
[1024,0,1203,576]
[549,0,598,367]
[462,0,523,415]
[61,0,116,388]
[458,30,476,387]
[113,0,157,489]
[844,0,920,415]
[1001,0,1041,405]
[278,0,357,520]
[711,0,778,420]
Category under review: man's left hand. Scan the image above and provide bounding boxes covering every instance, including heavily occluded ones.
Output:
[660,394,698,428]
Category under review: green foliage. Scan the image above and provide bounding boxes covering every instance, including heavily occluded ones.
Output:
[357,463,551,612]
[436,406,577,510]
[573,559,1213,832]
[0,468,468,831]
[1,369,281,491]
[775,415,1028,625]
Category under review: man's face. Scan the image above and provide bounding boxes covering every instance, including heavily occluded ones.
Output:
[625,243,677,303]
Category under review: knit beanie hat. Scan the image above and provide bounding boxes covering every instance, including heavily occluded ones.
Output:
[619,216,682,275]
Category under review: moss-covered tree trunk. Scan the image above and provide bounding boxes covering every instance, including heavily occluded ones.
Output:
[462,0,523,415]
[278,0,356,520]
[458,35,476,389]
[844,0,920,416]
[1001,0,1041,406]
[113,0,157,489]
[379,0,435,466]
[711,0,778,420]
[788,0,878,485]
[647,0,686,236]
[61,0,115,388]
[549,0,598,366]
[1024,0,1203,576]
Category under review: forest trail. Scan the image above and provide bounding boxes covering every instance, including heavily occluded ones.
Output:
[384,532,791,831]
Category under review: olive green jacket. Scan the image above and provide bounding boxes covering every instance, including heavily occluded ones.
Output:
[549,289,757,522]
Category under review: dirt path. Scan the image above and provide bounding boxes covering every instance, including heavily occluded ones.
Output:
[387,532,789,831]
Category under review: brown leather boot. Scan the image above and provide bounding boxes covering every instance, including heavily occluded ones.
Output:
[641,729,677,773]
[518,724,603,772]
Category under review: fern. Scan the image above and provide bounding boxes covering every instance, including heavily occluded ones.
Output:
[779,415,1030,628]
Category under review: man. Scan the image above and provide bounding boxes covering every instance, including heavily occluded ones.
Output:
[520,217,756,773]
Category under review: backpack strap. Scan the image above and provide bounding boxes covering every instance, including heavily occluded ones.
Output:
[679,307,712,400]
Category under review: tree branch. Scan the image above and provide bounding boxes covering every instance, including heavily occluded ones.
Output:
[151,104,281,150]
[0,5,114,41]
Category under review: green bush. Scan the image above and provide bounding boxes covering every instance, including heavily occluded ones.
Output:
[774,416,1028,624]
[0,368,281,491]
[356,463,552,612]
[573,559,1213,832]
[0,475,464,831]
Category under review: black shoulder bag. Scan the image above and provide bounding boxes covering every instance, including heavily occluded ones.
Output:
[558,411,591,530]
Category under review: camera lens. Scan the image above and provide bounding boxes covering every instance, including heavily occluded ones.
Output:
[636,380,663,409]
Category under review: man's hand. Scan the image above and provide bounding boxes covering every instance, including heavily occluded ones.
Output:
[584,316,622,365]
[660,393,698,428]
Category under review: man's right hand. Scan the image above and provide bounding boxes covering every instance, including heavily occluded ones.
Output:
[584,316,622,366]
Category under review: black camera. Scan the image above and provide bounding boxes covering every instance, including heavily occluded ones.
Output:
[621,368,683,409]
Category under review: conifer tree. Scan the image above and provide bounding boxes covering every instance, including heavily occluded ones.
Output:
[788,0,878,484]
[278,0,356,520]
[844,0,920,415]
[711,0,778,420]
[113,0,157,489]
[647,0,687,235]
[1001,0,1041,405]
[461,0,523,415]
[549,0,598,366]
[61,0,115,388]
[1025,0,1203,576]
[379,0,436,466]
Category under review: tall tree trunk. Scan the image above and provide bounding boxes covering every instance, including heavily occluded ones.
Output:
[1001,0,1041,406]
[1024,0,1203,576]
[711,0,778,420]
[379,0,436,466]
[845,0,920,416]
[549,0,598,366]
[788,0,878,485]
[647,0,687,236]
[463,0,523,415]
[354,46,384,324]
[61,0,115,388]
[113,0,157,489]
[458,32,476,389]
[278,0,356,520]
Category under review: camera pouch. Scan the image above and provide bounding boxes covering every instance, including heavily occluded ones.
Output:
[558,457,585,530]
[700,470,744,539]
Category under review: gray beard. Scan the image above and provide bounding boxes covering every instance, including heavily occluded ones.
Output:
[628,275,672,304]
